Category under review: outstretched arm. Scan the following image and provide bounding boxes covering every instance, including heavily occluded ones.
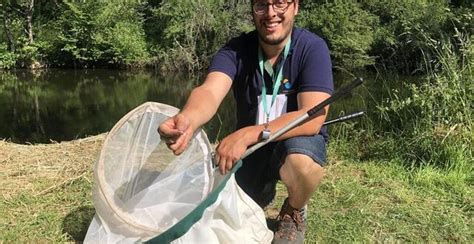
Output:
[159,71,232,155]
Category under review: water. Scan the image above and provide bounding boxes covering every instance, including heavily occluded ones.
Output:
[0,69,391,144]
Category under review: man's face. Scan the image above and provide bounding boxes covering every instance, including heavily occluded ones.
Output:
[252,0,299,46]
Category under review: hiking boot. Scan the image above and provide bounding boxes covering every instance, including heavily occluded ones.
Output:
[272,198,306,244]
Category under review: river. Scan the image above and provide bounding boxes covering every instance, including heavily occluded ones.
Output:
[0,69,378,144]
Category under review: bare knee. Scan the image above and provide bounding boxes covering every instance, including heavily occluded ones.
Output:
[279,153,325,188]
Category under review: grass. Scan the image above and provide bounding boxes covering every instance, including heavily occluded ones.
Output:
[0,135,102,242]
[1,135,472,242]
[307,161,472,242]
[267,156,472,243]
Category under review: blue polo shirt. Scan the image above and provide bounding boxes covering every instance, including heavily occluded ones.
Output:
[209,28,334,139]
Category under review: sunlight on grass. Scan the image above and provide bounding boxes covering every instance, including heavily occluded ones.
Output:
[302,158,472,243]
[1,138,472,242]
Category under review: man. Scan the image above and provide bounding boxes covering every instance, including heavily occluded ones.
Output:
[159,0,333,243]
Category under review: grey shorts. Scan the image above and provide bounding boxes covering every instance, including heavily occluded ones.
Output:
[235,134,327,207]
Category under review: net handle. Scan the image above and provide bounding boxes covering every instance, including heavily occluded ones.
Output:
[242,77,363,159]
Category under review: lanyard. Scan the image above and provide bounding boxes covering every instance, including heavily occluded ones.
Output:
[258,38,291,124]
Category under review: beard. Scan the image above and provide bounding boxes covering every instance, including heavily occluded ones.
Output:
[255,20,295,46]
[258,31,290,45]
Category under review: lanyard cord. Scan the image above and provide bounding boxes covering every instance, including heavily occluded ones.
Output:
[258,38,291,123]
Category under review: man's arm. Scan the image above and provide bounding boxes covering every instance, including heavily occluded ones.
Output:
[159,71,232,155]
[181,72,232,130]
[215,91,330,174]
[261,91,331,140]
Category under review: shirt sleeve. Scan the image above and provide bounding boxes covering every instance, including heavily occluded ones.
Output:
[208,38,240,81]
[297,37,334,95]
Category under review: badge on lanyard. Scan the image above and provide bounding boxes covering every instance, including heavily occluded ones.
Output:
[258,38,291,140]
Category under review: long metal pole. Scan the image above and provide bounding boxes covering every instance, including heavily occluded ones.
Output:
[323,111,365,126]
[241,77,364,159]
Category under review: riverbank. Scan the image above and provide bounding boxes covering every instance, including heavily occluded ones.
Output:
[1,134,105,198]
[1,135,471,242]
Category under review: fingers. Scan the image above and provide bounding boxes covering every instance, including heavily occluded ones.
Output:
[217,157,236,175]
[158,114,193,155]
[158,120,182,143]
[158,126,182,138]
[218,157,234,175]
[160,131,182,150]
[218,157,226,175]
[171,131,191,155]
[160,132,182,145]
[215,145,237,175]
[164,131,191,156]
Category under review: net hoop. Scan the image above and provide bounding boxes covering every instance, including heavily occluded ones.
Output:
[93,102,213,236]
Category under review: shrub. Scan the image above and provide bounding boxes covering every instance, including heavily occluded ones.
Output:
[361,0,452,74]
[298,1,378,70]
[0,44,17,69]
[368,32,473,168]
[151,0,252,72]
[93,1,150,66]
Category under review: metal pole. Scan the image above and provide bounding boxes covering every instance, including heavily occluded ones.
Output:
[241,77,364,159]
[323,111,365,126]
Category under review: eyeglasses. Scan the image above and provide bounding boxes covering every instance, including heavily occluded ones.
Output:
[253,0,294,15]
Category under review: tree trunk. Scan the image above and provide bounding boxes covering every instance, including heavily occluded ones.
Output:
[26,0,34,44]
[3,10,16,52]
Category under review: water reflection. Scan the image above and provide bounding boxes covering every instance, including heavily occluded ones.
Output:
[1,69,393,144]
[0,69,235,144]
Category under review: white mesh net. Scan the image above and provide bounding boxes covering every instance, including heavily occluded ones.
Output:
[85,102,272,243]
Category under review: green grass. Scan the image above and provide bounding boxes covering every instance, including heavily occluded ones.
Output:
[1,147,472,242]
[307,161,472,242]
[0,176,95,242]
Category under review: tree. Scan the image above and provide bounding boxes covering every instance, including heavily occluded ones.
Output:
[0,3,16,52]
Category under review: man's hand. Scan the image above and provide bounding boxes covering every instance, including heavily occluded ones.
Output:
[215,126,259,175]
[158,114,194,155]
[158,72,232,156]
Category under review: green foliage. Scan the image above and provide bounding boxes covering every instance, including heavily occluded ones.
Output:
[1,0,151,67]
[337,32,473,169]
[360,0,455,73]
[298,0,471,73]
[92,1,150,65]
[1,0,471,71]
[53,1,100,65]
[151,0,252,72]
[298,1,378,70]
[0,44,16,69]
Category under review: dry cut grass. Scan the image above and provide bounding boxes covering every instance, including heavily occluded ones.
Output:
[1,134,105,199]
[1,135,106,242]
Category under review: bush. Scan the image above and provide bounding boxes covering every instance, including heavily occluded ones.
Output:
[40,0,150,67]
[365,32,473,168]
[361,0,453,74]
[0,44,17,69]
[1,0,470,72]
[298,1,378,70]
[151,0,252,72]
[93,1,150,66]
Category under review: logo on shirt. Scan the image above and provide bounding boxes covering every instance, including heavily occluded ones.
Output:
[283,79,291,89]
[282,78,295,95]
